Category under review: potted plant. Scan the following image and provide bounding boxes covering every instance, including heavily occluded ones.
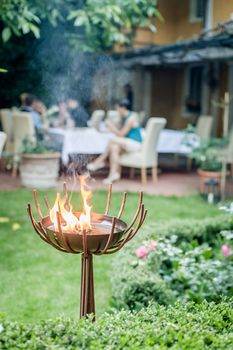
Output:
[19,138,60,189]
[189,138,226,194]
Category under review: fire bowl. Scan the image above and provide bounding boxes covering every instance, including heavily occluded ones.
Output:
[27,183,147,319]
[42,213,127,253]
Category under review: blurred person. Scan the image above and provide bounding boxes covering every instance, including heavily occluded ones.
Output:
[19,92,29,108]
[32,98,49,128]
[67,98,88,127]
[54,101,74,128]
[123,83,134,110]
[87,99,142,184]
[20,94,42,129]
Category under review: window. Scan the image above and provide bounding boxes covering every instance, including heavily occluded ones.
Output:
[190,0,205,22]
[184,66,203,115]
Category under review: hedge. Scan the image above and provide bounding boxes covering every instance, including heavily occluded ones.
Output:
[111,215,233,310]
[0,300,232,349]
[139,215,233,245]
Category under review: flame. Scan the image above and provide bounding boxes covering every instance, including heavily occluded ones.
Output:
[49,175,92,233]
[79,175,92,230]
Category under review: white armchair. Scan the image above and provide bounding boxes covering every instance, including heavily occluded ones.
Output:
[186,115,213,171]
[0,131,7,158]
[12,112,36,176]
[89,110,105,129]
[119,117,167,184]
[0,109,14,153]
[106,110,121,127]
[196,116,213,140]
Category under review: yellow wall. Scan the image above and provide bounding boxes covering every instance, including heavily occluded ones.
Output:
[213,0,233,26]
[133,0,233,48]
[134,0,202,47]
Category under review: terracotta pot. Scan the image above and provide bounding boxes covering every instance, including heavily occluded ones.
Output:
[20,153,60,189]
[197,169,222,193]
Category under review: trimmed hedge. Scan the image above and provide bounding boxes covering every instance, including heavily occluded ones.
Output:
[140,215,233,245]
[0,300,232,349]
[111,215,233,310]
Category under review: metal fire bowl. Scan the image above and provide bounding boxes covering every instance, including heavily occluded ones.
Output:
[41,212,127,253]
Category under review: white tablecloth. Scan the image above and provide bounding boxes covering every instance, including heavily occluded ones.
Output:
[49,128,199,164]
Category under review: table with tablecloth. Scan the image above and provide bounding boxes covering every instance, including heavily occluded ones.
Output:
[48,127,199,165]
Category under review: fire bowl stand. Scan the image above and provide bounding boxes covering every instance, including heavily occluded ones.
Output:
[27,184,147,320]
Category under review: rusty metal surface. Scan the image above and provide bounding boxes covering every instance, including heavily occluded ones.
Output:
[27,183,147,319]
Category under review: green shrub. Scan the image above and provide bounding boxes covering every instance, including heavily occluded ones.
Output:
[0,300,232,349]
[111,216,233,310]
[142,215,233,245]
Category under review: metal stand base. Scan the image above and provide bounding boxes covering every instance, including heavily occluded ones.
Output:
[80,253,95,320]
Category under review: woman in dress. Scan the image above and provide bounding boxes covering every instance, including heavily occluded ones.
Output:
[87,99,142,184]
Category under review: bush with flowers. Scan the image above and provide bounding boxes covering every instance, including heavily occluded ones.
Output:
[111,215,233,310]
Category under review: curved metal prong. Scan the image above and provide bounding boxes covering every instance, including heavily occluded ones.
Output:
[63,182,68,198]
[119,192,143,236]
[105,201,146,254]
[44,196,50,210]
[105,228,134,254]
[33,190,43,218]
[127,206,147,243]
[96,217,116,255]
[117,192,127,219]
[38,222,70,253]
[105,183,112,215]
[56,212,73,252]
[27,204,49,244]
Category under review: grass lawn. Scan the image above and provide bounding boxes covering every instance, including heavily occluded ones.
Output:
[0,189,220,322]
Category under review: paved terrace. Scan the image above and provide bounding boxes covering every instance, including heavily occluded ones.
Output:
[0,170,204,196]
[1,169,233,197]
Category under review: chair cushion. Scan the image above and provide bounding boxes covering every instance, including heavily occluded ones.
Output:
[120,151,156,168]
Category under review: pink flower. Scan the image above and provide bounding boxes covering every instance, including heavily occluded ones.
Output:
[221,244,232,257]
[136,246,148,258]
[148,240,156,251]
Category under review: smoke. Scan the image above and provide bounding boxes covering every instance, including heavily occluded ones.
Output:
[30,22,116,109]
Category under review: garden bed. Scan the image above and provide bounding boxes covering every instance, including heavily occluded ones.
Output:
[111,216,233,310]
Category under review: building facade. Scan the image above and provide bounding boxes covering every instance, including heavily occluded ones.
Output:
[96,0,233,135]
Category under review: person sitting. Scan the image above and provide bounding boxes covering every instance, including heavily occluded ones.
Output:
[87,99,142,184]
[20,94,42,129]
[54,101,74,128]
[67,98,88,127]
[32,98,49,128]
[19,92,29,108]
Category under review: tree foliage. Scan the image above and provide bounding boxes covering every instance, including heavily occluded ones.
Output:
[0,0,162,51]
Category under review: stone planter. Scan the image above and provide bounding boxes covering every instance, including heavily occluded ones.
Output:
[20,153,60,189]
[197,169,222,194]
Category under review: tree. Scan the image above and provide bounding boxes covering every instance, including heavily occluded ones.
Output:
[0,0,162,51]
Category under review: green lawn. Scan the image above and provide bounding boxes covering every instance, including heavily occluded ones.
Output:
[0,189,220,322]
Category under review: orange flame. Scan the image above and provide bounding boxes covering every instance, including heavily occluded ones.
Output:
[79,175,92,230]
[49,175,92,233]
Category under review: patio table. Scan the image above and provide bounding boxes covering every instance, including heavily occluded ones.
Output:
[48,127,199,165]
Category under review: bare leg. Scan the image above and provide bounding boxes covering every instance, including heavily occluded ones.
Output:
[88,142,112,169]
[108,143,122,178]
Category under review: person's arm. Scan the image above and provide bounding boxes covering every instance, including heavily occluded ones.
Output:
[107,117,136,137]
